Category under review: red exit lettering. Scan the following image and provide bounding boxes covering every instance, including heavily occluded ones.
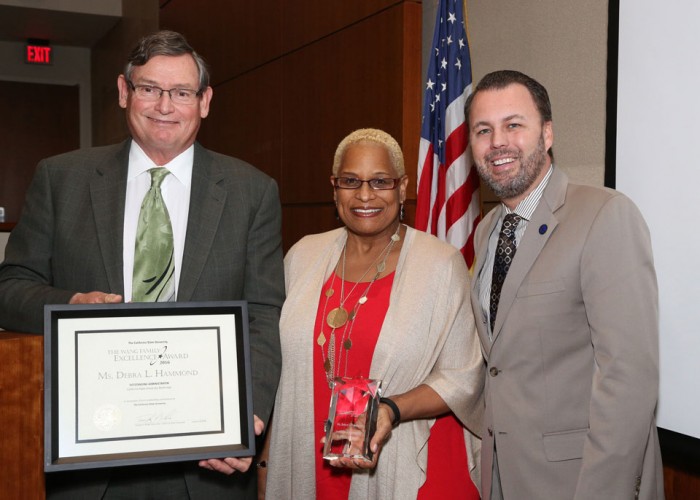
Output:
[26,45,52,64]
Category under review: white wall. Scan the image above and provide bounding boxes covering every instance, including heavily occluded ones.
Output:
[617,0,700,440]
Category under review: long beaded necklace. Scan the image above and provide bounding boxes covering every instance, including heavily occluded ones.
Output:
[317,224,402,388]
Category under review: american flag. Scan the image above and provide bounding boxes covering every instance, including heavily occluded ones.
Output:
[416,0,480,267]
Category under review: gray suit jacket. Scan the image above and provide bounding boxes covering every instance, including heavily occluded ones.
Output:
[470,168,664,499]
[0,140,284,499]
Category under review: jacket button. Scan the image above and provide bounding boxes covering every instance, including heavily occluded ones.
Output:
[489,367,499,377]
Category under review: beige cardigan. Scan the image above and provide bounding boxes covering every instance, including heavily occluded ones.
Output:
[266,226,484,499]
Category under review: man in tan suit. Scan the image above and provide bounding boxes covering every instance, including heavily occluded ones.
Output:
[466,70,664,499]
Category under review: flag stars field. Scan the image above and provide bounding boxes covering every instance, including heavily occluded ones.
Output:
[416,0,481,267]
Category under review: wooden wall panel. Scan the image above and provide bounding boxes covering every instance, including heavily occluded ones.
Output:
[0,81,79,223]
[198,60,283,181]
[399,1,422,201]
[664,463,700,499]
[159,1,421,250]
[281,0,402,53]
[159,0,413,86]
[91,0,159,146]
[282,205,340,249]
[0,333,44,500]
[659,429,700,500]
[280,3,419,206]
[159,0,283,86]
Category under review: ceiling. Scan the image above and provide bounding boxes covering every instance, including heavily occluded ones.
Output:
[0,4,121,47]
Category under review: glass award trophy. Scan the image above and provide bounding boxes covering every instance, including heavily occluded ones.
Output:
[323,377,381,462]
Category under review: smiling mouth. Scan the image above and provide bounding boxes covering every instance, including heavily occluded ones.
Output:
[352,208,382,215]
[492,157,515,166]
[149,117,177,125]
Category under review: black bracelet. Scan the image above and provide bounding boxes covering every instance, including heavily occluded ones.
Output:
[379,397,401,427]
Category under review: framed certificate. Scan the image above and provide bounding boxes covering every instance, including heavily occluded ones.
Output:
[43,301,254,472]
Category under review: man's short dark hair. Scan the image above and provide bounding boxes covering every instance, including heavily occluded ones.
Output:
[124,30,210,91]
[465,70,552,124]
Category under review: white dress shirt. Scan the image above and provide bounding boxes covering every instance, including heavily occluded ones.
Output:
[122,142,193,302]
[478,166,554,338]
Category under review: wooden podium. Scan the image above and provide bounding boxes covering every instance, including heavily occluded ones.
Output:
[0,332,45,499]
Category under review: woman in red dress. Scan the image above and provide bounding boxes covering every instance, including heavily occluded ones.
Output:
[266,129,484,499]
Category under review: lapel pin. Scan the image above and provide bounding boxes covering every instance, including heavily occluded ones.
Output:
[539,224,548,235]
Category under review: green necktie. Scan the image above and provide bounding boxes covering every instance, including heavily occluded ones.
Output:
[132,168,175,302]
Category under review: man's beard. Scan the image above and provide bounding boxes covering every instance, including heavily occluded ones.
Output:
[476,135,548,200]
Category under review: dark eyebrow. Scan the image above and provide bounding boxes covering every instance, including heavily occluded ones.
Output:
[472,114,528,130]
[472,120,491,129]
[133,78,159,86]
[134,78,196,89]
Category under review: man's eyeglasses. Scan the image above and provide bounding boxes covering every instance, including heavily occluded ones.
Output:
[127,81,202,105]
[333,177,402,190]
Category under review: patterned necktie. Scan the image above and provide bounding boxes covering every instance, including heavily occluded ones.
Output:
[490,213,522,332]
[132,168,175,302]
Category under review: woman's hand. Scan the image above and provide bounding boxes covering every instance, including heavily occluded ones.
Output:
[327,384,450,470]
[327,404,394,470]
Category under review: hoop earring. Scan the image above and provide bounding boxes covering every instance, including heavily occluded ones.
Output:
[399,203,405,222]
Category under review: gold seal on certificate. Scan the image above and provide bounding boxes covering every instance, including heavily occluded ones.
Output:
[322,376,381,462]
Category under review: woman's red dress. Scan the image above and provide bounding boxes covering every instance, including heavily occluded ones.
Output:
[312,272,479,499]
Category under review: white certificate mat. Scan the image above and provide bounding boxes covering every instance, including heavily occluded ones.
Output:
[74,326,225,442]
[44,301,254,471]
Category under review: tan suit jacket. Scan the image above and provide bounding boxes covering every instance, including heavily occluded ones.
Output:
[470,168,664,499]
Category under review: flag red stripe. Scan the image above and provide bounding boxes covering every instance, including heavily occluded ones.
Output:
[431,162,447,235]
[444,122,468,169]
[445,181,469,228]
[415,144,435,231]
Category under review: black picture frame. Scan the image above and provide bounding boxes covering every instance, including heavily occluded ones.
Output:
[44,301,254,472]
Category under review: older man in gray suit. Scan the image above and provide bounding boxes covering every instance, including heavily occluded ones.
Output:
[466,70,664,499]
[0,31,283,499]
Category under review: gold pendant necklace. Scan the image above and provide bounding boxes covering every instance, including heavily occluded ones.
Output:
[325,225,400,330]
[326,306,349,329]
[318,223,402,386]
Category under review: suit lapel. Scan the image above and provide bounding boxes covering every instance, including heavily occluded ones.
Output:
[89,141,129,294]
[490,168,568,343]
[471,207,501,357]
[178,144,227,300]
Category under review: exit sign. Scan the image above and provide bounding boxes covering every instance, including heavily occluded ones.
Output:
[26,40,52,65]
